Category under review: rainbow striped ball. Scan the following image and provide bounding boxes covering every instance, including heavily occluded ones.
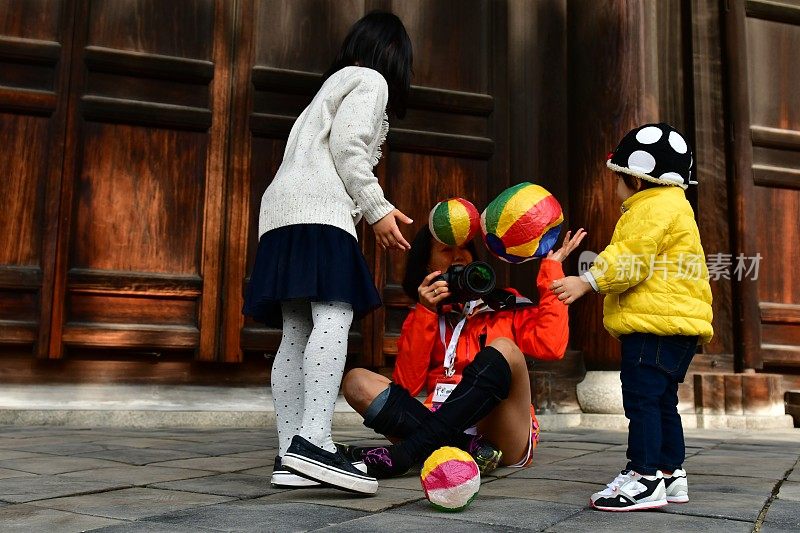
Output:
[481,182,564,263]
[420,446,480,512]
[428,198,481,246]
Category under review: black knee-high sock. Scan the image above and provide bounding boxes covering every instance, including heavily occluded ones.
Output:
[364,383,432,438]
[394,346,511,466]
[364,383,474,450]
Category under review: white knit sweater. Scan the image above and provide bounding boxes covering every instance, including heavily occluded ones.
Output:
[258,66,394,240]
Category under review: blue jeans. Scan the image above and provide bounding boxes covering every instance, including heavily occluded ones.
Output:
[620,333,698,475]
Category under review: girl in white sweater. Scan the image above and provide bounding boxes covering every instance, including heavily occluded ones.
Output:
[243,11,413,494]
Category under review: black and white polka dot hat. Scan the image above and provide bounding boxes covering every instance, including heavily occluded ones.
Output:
[606,123,696,189]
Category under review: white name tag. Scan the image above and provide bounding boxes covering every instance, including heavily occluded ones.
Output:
[432,382,457,404]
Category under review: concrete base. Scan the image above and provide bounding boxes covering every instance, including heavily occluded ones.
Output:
[0,384,794,429]
[0,384,363,428]
[575,371,624,414]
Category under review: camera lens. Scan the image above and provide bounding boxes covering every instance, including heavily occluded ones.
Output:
[464,262,495,295]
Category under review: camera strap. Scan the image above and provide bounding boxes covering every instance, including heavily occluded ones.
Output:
[440,300,475,378]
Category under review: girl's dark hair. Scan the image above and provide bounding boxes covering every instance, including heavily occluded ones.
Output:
[401,226,481,301]
[324,11,413,119]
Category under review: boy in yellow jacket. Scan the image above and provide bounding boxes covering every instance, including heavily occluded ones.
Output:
[551,123,713,511]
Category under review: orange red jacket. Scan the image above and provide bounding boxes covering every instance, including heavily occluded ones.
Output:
[392,259,569,400]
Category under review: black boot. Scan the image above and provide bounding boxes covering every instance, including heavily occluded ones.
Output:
[366,383,433,437]
[364,346,512,478]
[340,382,481,463]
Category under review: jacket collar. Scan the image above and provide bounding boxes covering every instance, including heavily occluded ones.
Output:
[621,186,682,214]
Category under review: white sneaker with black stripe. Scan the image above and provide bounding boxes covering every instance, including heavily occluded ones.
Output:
[664,468,689,503]
[271,454,367,488]
[590,470,668,511]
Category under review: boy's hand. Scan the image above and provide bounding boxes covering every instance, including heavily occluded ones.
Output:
[372,209,413,251]
[546,228,587,263]
[550,275,592,305]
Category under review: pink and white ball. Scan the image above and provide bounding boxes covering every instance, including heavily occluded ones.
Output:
[420,447,481,512]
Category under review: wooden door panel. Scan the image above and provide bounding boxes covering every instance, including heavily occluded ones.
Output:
[390,0,490,93]
[72,123,206,274]
[86,0,214,59]
[0,0,72,347]
[254,0,363,72]
[49,0,229,358]
[727,0,800,369]
[0,0,63,39]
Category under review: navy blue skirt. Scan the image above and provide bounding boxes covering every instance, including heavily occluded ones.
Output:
[243,224,382,327]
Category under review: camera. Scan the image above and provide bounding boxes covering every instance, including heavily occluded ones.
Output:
[434,261,496,304]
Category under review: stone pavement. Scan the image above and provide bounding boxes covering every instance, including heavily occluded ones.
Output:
[0,425,797,532]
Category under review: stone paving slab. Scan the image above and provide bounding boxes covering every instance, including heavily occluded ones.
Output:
[0,503,123,532]
[389,496,582,530]
[682,452,794,479]
[762,499,800,530]
[0,466,36,480]
[138,501,370,532]
[543,508,753,532]
[659,474,775,522]
[519,445,595,466]
[73,446,210,466]
[0,425,796,531]
[318,512,519,532]
[0,475,129,503]
[254,486,423,513]
[0,449,56,460]
[29,487,231,521]
[505,462,623,485]
[150,472,286,499]
[148,455,272,473]
[778,481,800,502]
[0,455,125,475]
[59,465,217,486]
[91,522,196,532]
[478,477,598,506]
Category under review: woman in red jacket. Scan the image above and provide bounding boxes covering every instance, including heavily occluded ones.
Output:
[341,226,585,477]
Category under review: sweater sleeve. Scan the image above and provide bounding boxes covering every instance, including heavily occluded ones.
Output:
[512,259,569,360]
[392,305,440,397]
[329,70,395,224]
[588,216,671,294]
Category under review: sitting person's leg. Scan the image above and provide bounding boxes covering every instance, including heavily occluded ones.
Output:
[342,368,433,441]
[364,338,513,477]
[475,337,534,466]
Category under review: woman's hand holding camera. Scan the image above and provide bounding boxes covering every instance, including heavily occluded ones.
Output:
[418,271,450,312]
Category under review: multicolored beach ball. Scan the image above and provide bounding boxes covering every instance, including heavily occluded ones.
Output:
[428,198,481,246]
[420,446,480,512]
[481,182,564,264]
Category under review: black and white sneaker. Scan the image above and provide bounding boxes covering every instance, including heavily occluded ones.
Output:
[590,470,667,511]
[664,468,689,503]
[282,435,378,495]
[271,455,368,488]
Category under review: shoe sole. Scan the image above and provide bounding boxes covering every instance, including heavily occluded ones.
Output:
[667,495,689,503]
[271,471,320,488]
[283,453,378,495]
[271,462,366,488]
[590,498,668,512]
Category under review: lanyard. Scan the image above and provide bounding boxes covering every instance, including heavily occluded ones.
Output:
[439,301,475,378]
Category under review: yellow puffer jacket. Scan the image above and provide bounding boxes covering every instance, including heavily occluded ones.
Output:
[587,186,713,344]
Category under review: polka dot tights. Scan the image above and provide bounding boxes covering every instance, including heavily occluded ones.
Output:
[272,300,352,455]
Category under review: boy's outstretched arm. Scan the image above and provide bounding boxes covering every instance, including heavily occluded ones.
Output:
[551,217,671,304]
